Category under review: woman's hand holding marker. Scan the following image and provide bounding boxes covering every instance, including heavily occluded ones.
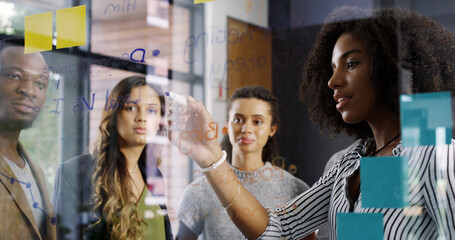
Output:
[166,92,223,167]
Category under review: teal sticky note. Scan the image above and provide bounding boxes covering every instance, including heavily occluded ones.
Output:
[337,213,383,240]
[400,91,452,147]
[361,156,409,208]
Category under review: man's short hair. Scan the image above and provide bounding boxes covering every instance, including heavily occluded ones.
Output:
[0,37,25,54]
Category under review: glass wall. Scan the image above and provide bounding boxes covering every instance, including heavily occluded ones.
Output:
[1,0,454,239]
[1,0,203,236]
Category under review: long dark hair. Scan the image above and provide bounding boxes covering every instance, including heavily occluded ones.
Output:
[91,75,166,239]
[220,86,280,163]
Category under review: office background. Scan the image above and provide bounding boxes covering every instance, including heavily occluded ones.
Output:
[3,0,454,235]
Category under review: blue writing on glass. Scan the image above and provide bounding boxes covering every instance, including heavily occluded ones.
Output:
[104,0,137,15]
[130,48,146,63]
[152,49,161,57]
[72,93,95,114]
[104,89,140,111]
[49,98,64,115]
[209,55,267,89]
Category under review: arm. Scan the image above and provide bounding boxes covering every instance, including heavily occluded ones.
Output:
[259,171,335,239]
[169,97,269,239]
[205,163,269,238]
[290,175,317,240]
[176,221,198,240]
[301,233,317,240]
[177,179,207,239]
[169,97,335,239]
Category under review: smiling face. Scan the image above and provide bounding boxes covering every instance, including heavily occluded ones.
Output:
[0,46,49,131]
[116,85,162,148]
[328,33,379,124]
[228,98,277,156]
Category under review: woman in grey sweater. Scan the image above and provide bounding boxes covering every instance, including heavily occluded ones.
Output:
[176,86,315,240]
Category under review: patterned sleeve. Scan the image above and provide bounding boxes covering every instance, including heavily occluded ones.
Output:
[292,175,310,195]
[422,142,455,239]
[258,161,339,239]
[177,178,207,236]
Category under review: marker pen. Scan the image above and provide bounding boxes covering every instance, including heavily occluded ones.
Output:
[165,92,188,107]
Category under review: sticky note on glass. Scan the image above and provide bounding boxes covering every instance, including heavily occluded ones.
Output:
[400,91,452,147]
[56,5,86,49]
[194,0,215,4]
[24,12,53,54]
[361,156,409,208]
[337,213,383,240]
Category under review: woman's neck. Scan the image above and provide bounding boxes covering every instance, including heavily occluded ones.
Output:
[231,150,265,171]
[367,112,401,155]
[119,144,146,202]
[119,145,145,170]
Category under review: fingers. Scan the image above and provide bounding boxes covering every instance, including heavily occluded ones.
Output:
[167,117,185,145]
[167,103,190,150]
[168,114,189,127]
[169,104,188,114]
[186,96,214,124]
[166,94,218,156]
[167,94,209,121]
[167,96,208,132]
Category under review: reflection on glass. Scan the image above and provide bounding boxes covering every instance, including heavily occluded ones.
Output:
[400,92,452,146]
[147,0,170,29]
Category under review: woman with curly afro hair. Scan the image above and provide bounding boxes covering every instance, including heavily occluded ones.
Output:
[168,6,455,240]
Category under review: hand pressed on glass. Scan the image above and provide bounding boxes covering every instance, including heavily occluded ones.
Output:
[167,94,223,167]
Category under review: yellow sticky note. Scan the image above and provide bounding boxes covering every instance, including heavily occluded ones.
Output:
[194,0,215,4]
[24,12,53,54]
[56,5,86,49]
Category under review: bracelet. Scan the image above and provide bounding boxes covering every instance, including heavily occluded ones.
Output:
[200,150,227,173]
[223,180,241,214]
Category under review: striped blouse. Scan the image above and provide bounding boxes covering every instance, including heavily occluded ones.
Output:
[259,139,455,239]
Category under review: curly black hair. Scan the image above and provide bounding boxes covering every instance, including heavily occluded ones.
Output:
[220,86,280,163]
[300,7,455,139]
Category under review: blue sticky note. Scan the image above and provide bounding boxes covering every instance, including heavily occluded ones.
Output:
[361,156,409,208]
[400,91,452,147]
[337,213,383,240]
